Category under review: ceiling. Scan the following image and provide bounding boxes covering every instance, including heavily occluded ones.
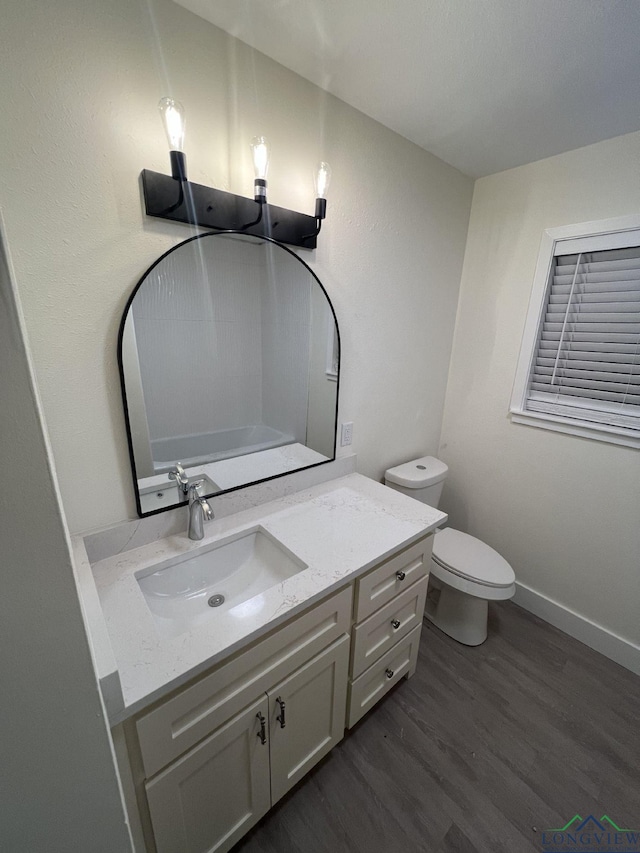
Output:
[173,0,640,178]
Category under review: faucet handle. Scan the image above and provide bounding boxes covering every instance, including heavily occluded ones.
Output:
[168,463,189,494]
[187,479,205,503]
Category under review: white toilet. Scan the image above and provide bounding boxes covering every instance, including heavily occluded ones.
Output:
[384,456,515,646]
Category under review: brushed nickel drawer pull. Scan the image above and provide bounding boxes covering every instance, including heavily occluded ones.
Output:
[396,571,406,581]
[385,668,394,679]
[391,619,401,630]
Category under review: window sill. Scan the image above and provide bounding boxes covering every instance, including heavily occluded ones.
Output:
[509,408,640,450]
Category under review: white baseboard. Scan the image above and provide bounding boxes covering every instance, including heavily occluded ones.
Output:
[513,581,640,677]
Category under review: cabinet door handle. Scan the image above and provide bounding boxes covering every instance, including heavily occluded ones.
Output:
[256,712,267,745]
[396,571,406,581]
[391,619,401,630]
[385,668,394,679]
[276,696,286,728]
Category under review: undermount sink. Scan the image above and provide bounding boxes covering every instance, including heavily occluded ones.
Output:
[136,527,307,639]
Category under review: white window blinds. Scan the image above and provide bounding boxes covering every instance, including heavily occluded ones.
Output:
[526,245,640,432]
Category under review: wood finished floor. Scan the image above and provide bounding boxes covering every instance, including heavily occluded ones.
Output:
[234,602,640,853]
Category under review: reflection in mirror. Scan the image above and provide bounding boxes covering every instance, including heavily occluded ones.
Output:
[119,232,339,516]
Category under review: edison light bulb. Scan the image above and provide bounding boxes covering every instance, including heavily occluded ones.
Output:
[250,136,270,203]
[314,161,332,199]
[158,97,185,152]
[250,136,271,179]
[158,97,187,181]
[314,161,332,219]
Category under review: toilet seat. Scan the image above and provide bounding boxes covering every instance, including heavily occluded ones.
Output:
[432,528,515,589]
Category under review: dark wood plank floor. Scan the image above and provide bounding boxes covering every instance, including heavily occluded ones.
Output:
[234,602,640,853]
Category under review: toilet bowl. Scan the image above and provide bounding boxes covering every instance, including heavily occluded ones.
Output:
[384,456,515,646]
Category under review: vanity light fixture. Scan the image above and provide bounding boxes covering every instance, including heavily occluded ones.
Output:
[141,98,329,249]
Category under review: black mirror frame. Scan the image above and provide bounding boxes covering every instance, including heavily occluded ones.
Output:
[117,230,341,518]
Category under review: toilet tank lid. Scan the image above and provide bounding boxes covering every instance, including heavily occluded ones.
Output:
[385,456,448,488]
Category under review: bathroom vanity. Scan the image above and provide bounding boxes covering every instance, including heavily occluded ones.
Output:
[75,473,445,853]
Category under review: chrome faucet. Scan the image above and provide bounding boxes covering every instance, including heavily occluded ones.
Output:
[188,480,213,540]
[168,463,189,497]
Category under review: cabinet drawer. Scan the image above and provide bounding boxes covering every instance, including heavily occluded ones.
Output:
[137,586,352,777]
[351,575,428,679]
[354,535,432,622]
[347,624,422,728]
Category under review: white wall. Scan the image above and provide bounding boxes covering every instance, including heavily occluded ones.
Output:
[439,130,640,649]
[0,0,473,534]
[0,229,132,851]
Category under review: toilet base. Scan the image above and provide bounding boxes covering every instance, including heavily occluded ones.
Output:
[424,583,488,646]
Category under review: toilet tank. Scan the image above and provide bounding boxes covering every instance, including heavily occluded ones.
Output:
[384,456,448,508]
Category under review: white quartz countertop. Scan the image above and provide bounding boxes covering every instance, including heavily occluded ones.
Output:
[88,473,446,722]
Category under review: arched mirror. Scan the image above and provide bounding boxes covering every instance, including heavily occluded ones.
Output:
[119,232,340,516]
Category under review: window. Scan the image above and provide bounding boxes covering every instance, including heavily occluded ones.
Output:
[511,215,640,449]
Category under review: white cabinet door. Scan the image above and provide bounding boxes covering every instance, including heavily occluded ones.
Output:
[146,696,271,853]
[268,634,349,804]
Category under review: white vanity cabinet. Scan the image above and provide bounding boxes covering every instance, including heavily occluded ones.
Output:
[145,637,349,853]
[127,588,352,853]
[347,534,432,728]
[114,533,434,853]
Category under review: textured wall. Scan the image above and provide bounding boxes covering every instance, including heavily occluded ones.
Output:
[439,130,640,646]
[1,0,473,533]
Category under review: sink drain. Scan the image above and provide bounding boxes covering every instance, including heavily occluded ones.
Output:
[208,594,225,608]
